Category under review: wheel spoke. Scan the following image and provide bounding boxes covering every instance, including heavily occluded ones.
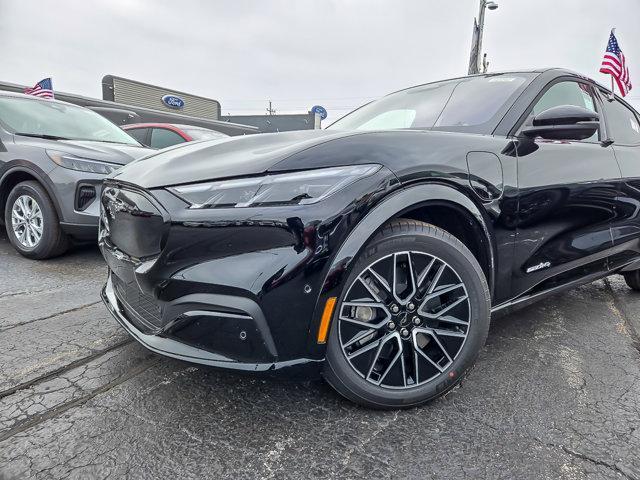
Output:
[21,197,31,216]
[32,226,42,241]
[429,282,465,299]
[420,292,468,319]
[376,336,405,386]
[431,327,466,338]
[359,267,393,304]
[412,331,446,373]
[427,263,446,294]
[428,330,453,364]
[25,227,34,247]
[365,332,399,382]
[357,275,384,302]
[348,336,382,359]
[416,257,436,287]
[392,252,417,305]
[436,315,469,326]
[343,328,377,349]
[12,209,25,221]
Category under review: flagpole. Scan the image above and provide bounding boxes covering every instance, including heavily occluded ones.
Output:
[609,28,616,100]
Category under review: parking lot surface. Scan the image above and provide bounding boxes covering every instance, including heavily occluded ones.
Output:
[1,230,640,480]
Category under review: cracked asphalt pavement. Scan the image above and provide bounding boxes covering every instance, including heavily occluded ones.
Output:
[1,229,640,480]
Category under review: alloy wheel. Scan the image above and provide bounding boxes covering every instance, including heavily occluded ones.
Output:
[11,195,44,248]
[337,251,471,389]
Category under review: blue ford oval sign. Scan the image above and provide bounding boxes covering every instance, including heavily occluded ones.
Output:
[162,95,185,110]
[311,105,327,120]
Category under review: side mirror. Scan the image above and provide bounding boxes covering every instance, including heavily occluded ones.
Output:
[521,105,599,141]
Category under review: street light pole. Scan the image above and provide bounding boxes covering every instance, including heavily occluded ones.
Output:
[468,0,498,75]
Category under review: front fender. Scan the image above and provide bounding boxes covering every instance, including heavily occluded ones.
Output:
[0,161,63,223]
[304,182,495,358]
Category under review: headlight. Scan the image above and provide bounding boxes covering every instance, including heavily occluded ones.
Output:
[168,164,381,209]
[47,150,120,175]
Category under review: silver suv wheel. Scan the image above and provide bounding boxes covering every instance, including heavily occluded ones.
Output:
[11,194,44,248]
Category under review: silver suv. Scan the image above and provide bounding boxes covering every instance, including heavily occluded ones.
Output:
[0,92,153,259]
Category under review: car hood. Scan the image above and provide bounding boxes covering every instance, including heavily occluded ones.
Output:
[111,130,365,188]
[17,136,153,165]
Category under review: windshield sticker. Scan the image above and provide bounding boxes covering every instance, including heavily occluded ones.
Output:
[488,77,518,82]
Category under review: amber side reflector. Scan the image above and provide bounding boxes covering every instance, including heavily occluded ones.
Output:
[317,297,337,344]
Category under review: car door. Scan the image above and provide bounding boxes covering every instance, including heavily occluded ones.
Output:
[598,91,640,269]
[511,79,620,299]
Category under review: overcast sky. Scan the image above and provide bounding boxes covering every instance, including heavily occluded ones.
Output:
[1,0,639,123]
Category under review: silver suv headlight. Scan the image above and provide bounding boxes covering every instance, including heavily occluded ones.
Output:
[47,150,120,175]
[168,164,381,209]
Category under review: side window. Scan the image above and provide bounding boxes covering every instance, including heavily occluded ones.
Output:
[150,128,186,149]
[601,98,640,145]
[125,127,149,145]
[522,81,599,142]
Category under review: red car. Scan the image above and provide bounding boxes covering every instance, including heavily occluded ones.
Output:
[122,123,228,149]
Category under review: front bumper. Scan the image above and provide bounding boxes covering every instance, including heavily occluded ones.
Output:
[48,166,110,238]
[102,273,321,372]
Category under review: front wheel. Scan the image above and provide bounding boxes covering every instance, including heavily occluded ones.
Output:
[4,181,69,259]
[324,219,490,409]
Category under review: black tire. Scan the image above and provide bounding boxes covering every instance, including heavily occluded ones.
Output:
[4,181,69,259]
[623,271,640,291]
[323,219,491,409]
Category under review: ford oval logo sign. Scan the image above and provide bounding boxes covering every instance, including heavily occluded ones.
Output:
[161,95,185,110]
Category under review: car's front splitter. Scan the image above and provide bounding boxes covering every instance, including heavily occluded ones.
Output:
[101,274,322,375]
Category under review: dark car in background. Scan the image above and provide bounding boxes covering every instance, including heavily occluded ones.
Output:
[122,123,228,149]
[0,92,152,259]
[99,68,640,408]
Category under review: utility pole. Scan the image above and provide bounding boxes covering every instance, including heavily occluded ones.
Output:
[468,0,498,75]
[266,100,276,116]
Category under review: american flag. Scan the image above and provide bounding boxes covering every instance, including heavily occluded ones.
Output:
[23,78,54,99]
[599,31,632,97]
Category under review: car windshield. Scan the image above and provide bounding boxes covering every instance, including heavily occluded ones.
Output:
[182,127,227,141]
[328,73,534,134]
[0,96,141,145]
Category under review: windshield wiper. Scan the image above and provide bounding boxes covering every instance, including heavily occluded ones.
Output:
[15,132,70,141]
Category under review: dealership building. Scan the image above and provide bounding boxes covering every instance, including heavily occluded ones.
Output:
[0,76,321,135]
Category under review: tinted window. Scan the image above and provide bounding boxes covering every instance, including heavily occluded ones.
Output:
[524,81,598,141]
[150,128,185,149]
[602,98,640,145]
[125,127,150,145]
[328,73,533,134]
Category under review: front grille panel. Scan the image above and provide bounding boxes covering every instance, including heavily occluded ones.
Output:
[112,274,163,333]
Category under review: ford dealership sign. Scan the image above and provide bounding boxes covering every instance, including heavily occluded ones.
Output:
[162,94,185,110]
